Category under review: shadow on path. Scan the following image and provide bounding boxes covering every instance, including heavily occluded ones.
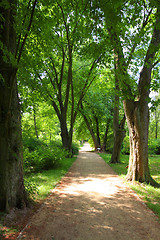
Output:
[19,152,160,240]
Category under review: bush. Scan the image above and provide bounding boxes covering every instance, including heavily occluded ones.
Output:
[105,133,114,153]
[71,142,79,155]
[23,137,46,152]
[23,137,70,173]
[24,179,39,197]
[148,139,160,155]
[121,136,130,155]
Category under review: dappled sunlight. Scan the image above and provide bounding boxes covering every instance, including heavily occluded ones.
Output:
[20,152,160,240]
[56,175,120,199]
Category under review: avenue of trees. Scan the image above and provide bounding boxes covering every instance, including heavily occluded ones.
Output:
[0,0,160,211]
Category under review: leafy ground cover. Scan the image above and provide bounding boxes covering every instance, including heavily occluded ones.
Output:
[99,153,160,221]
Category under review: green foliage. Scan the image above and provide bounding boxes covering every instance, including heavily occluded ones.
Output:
[23,137,70,173]
[105,132,114,153]
[25,157,76,199]
[148,139,160,155]
[23,137,46,152]
[71,142,79,155]
[24,179,39,197]
[121,135,130,155]
[99,153,129,175]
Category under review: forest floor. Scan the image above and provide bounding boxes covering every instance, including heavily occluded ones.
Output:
[3,143,160,240]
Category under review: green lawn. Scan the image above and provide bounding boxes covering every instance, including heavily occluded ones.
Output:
[99,153,160,221]
[25,156,77,200]
[0,156,76,239]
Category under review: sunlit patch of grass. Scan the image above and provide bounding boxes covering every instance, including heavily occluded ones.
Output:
[99,153,128,176]
[25,157,76,199]
[131,183,160,219]
[99,153,160,221]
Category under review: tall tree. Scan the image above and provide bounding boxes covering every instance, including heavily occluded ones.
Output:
[100,0,160,185]
[21,0,103,152]
[110,53,126,163]
[0,0,37,211]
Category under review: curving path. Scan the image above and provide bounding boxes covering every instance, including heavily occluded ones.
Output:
[18,144,160,240]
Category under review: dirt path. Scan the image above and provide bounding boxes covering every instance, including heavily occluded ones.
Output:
[18,148,160,240]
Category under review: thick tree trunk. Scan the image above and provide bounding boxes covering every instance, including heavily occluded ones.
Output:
[0,0,28,211]
[123,99,155,184]
[123,10,160,186]
[0,79,27,211]
[59,117,72,152]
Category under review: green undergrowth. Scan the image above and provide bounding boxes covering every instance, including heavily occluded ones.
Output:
[0,156,76,239]
[99,153,160,221]
[25,156,77,200]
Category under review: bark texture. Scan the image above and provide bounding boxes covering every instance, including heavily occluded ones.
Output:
[0,0,27,211]
[123,99,152,183]
[124,10,160,186]
[110,53,126,163]
[110,115,126,163]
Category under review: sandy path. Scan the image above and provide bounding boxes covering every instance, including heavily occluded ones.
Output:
[18,149,160,240]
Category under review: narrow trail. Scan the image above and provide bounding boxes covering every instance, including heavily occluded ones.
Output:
[18,144,160,240]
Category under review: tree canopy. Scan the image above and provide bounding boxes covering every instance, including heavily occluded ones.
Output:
[0,0,160,211]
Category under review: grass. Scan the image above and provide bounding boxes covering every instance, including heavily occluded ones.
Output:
[25,156,77,200]
[99,153,160,221]
[0,156,76,239]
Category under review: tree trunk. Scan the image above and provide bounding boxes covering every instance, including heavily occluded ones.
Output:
[110,53,126,163]
[110,115,126,163]
[123,99,154,183]
[0,81,27,211]
[0,1,28,211]
[81,114,99,150]
[102,121,110,152]
[155,110,158,139]
[33,109,39,139]
[59,116,72,152]
[123,10,160,186]
[94,116,101,148]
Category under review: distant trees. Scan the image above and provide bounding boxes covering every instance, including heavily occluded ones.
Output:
[79,70,114,151]
[1,0,160,212]
[20,0,104,153]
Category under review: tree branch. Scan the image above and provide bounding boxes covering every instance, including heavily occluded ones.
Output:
[17,0,37,64]
[15,0,32,58]
[126,8,153,67]
[49,57,59,86]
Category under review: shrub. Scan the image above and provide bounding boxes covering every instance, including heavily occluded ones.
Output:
[71,142,79,155]
[23,137,46,152]
[24,179,39,197]
[148,139,160,155]
[23,137,70,173]
[105,133,114,153]
[121,136,130,155]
